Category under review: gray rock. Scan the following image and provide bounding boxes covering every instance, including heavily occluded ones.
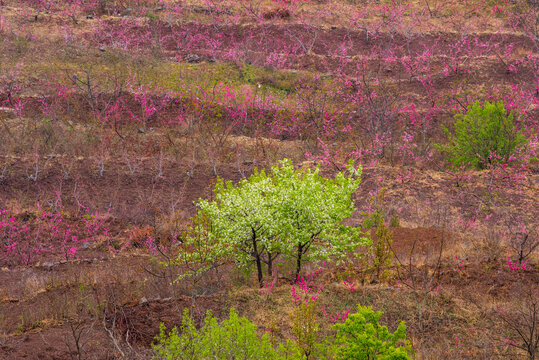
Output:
[185,54,201,63]
[42,262,54,271]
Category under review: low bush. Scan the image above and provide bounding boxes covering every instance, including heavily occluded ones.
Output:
[333,305,414,360]
[153,305,414,360]
[152,308,299,359]
[440,101,528,169]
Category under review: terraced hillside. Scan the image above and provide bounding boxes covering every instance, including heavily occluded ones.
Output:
[0,0,538,359]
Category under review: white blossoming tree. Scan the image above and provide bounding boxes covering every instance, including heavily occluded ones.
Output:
[189,159,369,287]
[270,159,367,280]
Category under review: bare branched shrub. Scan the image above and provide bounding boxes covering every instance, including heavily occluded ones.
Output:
[497,286,539,360]
[64,320,95,360]
[503,212,538,265]
[392,230,445,331]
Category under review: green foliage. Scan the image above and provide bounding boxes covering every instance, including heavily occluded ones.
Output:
[172,212,229,281]
[371,219,393,282]
[362,189,394,281]
[145,11,159,22]
[195,164,279,286]
[440,101,528,169]
[333,305,414,360]
[153,305,413,360]
[237,64,300,94]
[291,302,320,359]
[193,158,369,286]
[388,214,400,228]
[153,308,289,360]
[270,159,367,279]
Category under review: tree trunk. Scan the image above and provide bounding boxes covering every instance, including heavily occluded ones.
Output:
[255,253,263,288]
[295,243,303,281]
[251,230,263,288]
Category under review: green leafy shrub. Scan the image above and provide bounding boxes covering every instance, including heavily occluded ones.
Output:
[333,305,414,360]
[440,101,528,169]
[152,308,289,360]
[153,305,413,360]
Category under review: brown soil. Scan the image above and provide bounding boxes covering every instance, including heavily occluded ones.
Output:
[1,2,537,359]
